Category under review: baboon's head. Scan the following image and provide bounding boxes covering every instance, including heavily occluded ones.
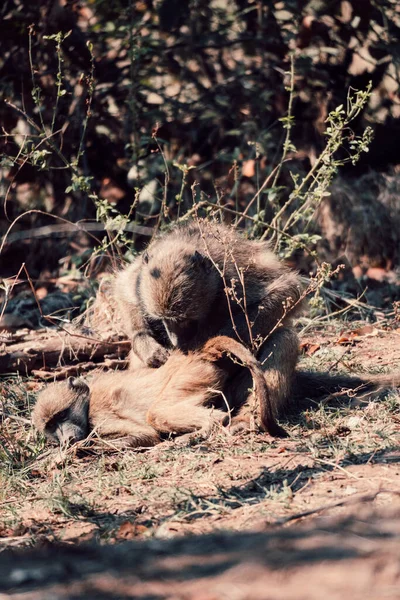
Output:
[32,377,90,446]
[139,240,220,348]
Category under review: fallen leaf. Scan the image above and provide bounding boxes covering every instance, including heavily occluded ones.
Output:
[25,381,41,391]
[300,341,321,356]
[115,521,149,540]
[334,425,351,437]
[242,160,256,178]
[35,287,48,300]
[365,267,388,282]
[353,325,378,337]
[337,325,378,344]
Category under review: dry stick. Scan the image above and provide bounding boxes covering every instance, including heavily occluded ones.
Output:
[31,358,130,380]
[328,346,353,373]
[1,260,123,348]
[4,100,74,172]
[0,411,31,425]
[232,260,254,350]
[193,216,263,424]
[193,217,285,436]
[235,160,291,228]
[23,263,44,319]
[175,199,208,224]
[270,54,295,194]
[75,41,95,169]
[207,388,232,427]
[152,130,170,232]
[299,288,378,336]
[203,200,319,263]
[274,489,400,526]
[0,263,25,321]
[258,263,345,356]
[0,209,103,256]
[194,214,246,346]
[2,128,65,219]
[313,457,361,481]
[2,228,133,350]
[0,333,130,375]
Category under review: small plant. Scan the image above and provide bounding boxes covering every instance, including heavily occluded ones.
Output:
[267,78,373,256]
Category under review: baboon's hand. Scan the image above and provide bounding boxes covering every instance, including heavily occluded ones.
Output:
[132,333,171,368]
[146,344,171,368]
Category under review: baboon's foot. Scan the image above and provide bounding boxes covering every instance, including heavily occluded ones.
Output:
[173,418,229,447]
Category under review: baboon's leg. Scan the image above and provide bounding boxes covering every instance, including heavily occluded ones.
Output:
[228,326,299,429]
[258,326,299,414]
[95,418,160,447]
[147,397,226,436]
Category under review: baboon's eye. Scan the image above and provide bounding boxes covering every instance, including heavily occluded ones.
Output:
[46,421,57,434]
[56,409,69,422]
[142,250,149,264]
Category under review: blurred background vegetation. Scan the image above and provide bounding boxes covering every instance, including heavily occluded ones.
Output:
[1,0,399,314]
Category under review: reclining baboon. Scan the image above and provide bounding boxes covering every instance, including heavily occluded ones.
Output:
[33,342,400,448]
[114,219,304,422]
[32,335,287,447]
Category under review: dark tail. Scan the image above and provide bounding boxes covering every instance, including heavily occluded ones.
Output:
[202,336,288,438]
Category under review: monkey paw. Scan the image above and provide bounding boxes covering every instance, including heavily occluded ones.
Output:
[146,346,170,368]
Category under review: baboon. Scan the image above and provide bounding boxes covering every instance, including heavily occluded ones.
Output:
[114,219,304,420]
[32,335,287,447]
[33,348,400,448]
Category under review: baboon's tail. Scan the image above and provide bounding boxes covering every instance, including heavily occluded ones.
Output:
[202,336,288,438]
[290,370,400,412]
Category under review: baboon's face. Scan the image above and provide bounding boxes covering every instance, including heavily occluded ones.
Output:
[139,246,219,347]
[161,317,199,348]
[44,402,89,445]
[33,378,90,446]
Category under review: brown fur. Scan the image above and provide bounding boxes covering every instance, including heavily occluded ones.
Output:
[32,336,287,446]
[147,336,287,438]
[32,372,161,447]
[113,220,304,423]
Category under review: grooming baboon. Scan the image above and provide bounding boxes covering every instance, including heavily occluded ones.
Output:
[32,335,287,446]
[114,219,304,420]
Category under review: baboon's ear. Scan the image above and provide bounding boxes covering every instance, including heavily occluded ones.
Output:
[67,377,90,395]
[192,250,213,272]
[142,250,150,264]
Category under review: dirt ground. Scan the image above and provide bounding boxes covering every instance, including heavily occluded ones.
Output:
[1,320,400,598]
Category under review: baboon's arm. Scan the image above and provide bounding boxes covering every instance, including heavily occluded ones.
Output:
[94,416,160,447]
[114,261,170,368]
[131,329,170,368]
[147,396,227,435]
[217,273,303,347]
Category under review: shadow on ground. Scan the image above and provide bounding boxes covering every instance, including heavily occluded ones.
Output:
[1,502,400,600]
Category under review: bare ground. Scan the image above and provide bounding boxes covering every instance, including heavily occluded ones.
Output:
[1,320,400,598]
